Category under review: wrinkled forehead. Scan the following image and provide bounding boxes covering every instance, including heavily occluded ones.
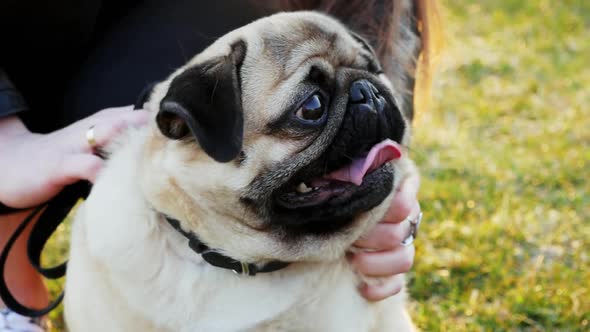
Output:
[255,14,364,78]
[233,13,386,132]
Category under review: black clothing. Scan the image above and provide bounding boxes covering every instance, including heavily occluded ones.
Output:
[0,0,268,133]
[0,69,28,117]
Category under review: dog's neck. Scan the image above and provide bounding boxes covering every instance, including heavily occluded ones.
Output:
[162,215,290,276]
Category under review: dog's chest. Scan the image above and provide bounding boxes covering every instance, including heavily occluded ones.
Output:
[164,262,373,332]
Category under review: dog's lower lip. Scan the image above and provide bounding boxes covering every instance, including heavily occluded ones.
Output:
[279,181,352,208]
[276,165,386,209]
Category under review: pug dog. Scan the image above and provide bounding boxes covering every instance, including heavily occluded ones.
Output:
[65,10,420,332]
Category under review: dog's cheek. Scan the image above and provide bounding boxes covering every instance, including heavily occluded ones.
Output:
[379,73,395,92]
[392,157,417,191]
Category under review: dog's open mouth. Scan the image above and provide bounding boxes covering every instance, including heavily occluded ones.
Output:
[276,140,402,210]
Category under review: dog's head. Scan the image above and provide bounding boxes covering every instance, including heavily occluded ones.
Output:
[141,12,415,262]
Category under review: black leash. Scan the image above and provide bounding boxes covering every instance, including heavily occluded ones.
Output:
[0,182,90,317]
[0,84,154,317]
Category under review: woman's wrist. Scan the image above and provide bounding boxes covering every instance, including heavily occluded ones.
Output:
[0,116,40,209]
[0,115,32,143]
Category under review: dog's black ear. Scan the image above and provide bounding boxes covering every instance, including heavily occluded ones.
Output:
[157,41,246,162]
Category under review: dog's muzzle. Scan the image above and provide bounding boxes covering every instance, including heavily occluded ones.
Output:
[321,78,401,173]
[262,75,406,235]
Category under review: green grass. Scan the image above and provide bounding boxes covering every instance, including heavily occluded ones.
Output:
[407,1,589,330]
[43,1,589,331]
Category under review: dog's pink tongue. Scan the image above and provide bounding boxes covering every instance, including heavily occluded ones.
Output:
[323,139,403,186]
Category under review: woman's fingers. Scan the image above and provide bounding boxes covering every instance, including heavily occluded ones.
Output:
[72,106,150,152]
[350,244,415,278]
[85,120,126,151]
[52,106,150,183]
[354,198,421,250]
[359,274,405,302]
[49,106,150,185]
[90,109,150,148]
[104,107,151,127]
[354,221,412,250]
[382,173,420,223]
[56,153,105,184]
[351,170,421,302]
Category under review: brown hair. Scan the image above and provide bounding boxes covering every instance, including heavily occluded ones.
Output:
[277,0,441,118]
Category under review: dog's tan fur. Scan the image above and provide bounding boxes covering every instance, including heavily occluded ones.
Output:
[65,12,418,331]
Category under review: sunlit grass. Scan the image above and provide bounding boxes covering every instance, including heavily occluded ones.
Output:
[407,1,589,330]
[42,1,589,330]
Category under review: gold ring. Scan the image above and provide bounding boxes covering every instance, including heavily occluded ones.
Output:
[86,126,97,148]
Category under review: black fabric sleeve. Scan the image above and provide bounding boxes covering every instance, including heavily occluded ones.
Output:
[0,67,28,118]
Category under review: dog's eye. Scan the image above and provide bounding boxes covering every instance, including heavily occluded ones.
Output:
[295,94,325,122]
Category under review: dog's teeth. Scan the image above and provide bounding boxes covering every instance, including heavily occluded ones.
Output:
[296,182,312,193]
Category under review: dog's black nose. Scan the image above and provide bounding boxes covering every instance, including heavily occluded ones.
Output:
[349,79,386,113]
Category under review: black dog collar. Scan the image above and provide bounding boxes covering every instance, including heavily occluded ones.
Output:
[163,216,290,276]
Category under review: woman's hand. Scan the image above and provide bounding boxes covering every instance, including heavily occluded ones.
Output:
[0,106,149,209]
[350,172,421,301]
